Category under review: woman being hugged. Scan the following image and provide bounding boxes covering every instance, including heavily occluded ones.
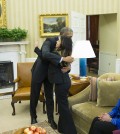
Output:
[48,36,77,134]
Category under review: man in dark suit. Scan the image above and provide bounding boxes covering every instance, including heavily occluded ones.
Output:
[30,27,73,129]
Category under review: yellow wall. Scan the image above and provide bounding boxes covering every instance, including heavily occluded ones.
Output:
[6,0,118,57]
[117,0,120,57]
[99,14,117,55]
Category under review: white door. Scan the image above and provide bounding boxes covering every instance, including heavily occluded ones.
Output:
[70,11,86,75]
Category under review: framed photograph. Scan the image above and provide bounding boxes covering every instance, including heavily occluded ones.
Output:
[0,0,7,27]
[39,13,68,37]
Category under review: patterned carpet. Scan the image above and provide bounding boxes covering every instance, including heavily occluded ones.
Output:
[1,121,58,134]
[0,98,59,133]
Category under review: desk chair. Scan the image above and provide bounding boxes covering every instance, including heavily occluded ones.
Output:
[11,62,46,115]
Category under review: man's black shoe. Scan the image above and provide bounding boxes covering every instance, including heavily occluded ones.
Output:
[48,120,57,129]
[31,117,38,124]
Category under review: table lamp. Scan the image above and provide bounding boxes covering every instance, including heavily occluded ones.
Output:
[72,40,96,77]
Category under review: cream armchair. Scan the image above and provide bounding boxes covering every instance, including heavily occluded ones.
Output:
[68,73,120,134]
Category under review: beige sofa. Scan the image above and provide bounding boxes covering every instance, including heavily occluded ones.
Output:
[68,73,120,134]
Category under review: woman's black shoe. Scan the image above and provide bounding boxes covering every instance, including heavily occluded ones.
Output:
[48,120,57,129]
[58,128,64,134]
[31,117,38,124]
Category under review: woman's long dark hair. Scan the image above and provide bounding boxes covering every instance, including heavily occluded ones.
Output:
[58,36,73,57]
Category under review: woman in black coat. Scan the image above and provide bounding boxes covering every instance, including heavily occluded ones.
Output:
[48,36,77,134]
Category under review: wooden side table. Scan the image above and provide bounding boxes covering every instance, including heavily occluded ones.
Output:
[69,77,90,96]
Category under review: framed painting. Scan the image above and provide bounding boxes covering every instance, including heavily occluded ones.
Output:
[0,0,7,27]
[39,13,68,37]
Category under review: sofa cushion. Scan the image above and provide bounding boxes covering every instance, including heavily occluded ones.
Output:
[97,79,120,106]
[72,102,112,122]
[72,102,112,133]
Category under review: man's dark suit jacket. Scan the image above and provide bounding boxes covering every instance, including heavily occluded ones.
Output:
[31,37,61,83]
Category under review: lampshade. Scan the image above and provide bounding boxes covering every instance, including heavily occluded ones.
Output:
[72,40,96,77]
[72,40,96,58]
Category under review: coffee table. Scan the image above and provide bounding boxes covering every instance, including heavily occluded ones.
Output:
[0,121,58,134]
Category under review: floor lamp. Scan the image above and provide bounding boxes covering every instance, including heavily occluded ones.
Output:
[72,40,96,77]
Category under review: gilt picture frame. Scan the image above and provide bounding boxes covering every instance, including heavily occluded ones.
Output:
[0,0,7,27]
[39,13,68,37]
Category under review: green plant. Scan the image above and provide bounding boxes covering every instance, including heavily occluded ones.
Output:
[0,28,12,41]
[11,28,27,41]
[0,27,27,42]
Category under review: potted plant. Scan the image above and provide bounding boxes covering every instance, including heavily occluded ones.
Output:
[0,28,12,41]
[0,27,27,42]
[11,28,27,41]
